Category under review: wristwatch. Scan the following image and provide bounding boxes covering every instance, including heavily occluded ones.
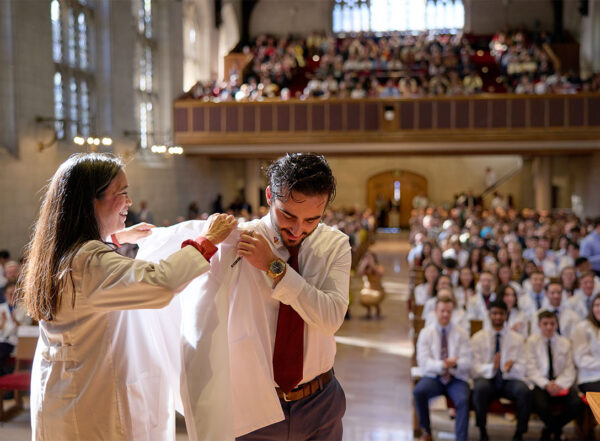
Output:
[266,258,286,279]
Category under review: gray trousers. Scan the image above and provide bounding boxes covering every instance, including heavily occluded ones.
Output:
[236,376,346,441]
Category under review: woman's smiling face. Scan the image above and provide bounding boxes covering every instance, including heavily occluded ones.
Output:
[94,170,132,238]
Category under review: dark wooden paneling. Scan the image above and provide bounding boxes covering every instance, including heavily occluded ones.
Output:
[242,106,256,132]
[437,101,451,129]
[569,98,584,126]
[312,104,325,131]
[491,100,507,128]
[511,99,526,128]
[209,107,221,132]
[364,102,380,131]
[530,99,545,128]
[329,103,343,131]
[347,102,361,130]
[192,108,204,131]
[276,104,290,131]
[474,100,488,129]
[174,108,188,132]
[294,104,308,131]
[590,97,600,126]
[548,99,564,127]
[399,101,415,130]
[455,101,469,128]
[225,106,238,132]
[418,101,433,129]
[259,105,273,131]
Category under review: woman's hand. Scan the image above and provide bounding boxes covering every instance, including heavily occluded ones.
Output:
[114,222,155,244]
[198,214,237,245]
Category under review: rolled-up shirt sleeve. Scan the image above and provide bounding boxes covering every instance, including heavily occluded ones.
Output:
[271,240,351,336]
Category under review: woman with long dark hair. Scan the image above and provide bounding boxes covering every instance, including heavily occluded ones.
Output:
[19,153,236,440]
[572,294,600,393]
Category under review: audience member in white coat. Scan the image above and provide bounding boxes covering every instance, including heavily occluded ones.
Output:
[422,274,453,320]
[526,310,584,441]
[424,287,469,331]
[497,284,529,339]
[559,266,578,299]
[530,282,579,339]
[572,294,600,393]
[18,153,238,441]
[567,271,598,319]
[519,271,547,321]
[414,263,441,306]
[454,267,476,310]
[471,300,531,441]
[413,295,472,441]
[496,265,522,296]
[467,271,496,325]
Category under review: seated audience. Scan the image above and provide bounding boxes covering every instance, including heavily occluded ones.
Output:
[414,263,441,305]
[497,284,529,339]
[519,271,547,320]
[471,299,531,441]
[530,282,579,339]
[454,266,476,310]
[413,295,472,441]
[526,310,584,441]
[567,271,598,319]
[466,270,496,324]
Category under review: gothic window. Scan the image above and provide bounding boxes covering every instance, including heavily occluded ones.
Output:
[51,0,94,139]
[332,0,464,33]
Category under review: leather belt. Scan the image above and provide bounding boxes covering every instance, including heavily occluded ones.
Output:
[276,369,334,402]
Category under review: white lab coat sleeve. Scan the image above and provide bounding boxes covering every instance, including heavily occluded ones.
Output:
[271,239,351,336]
[471,332,494,379]
[555,343,577,390]
[526,337,549,389]
[416,328,445,376]
[572,323,600,371]
[454,329,473,377]
[505,335,527,380]
[80,240,210,311]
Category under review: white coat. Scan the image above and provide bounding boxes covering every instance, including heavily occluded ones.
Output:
[30,240,210,441]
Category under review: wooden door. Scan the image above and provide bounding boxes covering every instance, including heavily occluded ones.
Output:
[367,170,428,228]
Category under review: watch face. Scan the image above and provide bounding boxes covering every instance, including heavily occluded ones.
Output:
[270,260,285,275]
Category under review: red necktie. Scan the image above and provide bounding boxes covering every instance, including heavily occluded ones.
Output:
[273,246,304,394]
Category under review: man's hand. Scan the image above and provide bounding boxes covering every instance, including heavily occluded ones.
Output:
[511,322,523,332]
[198,214,237,245]
[114,222,155,244]
[236,231,276,272]
[546,381,561,396]
[493,352,501,371]
[503,360,514,372]
[444,357,458,369]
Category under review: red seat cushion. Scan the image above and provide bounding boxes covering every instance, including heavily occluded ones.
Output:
[0,372,31,391]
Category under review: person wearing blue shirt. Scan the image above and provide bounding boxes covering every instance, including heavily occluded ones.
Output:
[581,218,600,276]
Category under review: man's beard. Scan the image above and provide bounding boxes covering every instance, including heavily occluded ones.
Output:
[269,209,318,248]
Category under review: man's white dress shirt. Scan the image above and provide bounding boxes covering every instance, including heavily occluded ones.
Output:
[471,327,527,381]
[416,322,473,383]
[525,333,576,390]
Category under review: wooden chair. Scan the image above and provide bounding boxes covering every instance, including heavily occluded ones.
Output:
[414,303,425,318]
[411,317,426,433]
[0,332,38,421]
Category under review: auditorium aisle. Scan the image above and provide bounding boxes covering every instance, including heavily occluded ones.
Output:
[335,233,413,441]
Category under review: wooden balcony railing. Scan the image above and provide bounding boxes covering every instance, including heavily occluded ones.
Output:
[173,93,600,150]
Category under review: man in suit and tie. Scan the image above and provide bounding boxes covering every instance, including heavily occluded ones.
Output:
[471,300,531,441]
[526,310,584,440]
[413,295,473,441]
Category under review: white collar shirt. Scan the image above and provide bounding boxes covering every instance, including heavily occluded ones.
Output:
[416,322,472,382]
[525,333,576,390]
[530,305,579,339]
[471,327,527,381]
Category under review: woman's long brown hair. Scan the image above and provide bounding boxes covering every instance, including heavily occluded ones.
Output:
[18,153,122,321]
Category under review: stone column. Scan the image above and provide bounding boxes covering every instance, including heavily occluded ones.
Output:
[245,158,261,215]
[533,156,552,211]
[584,153,600,218]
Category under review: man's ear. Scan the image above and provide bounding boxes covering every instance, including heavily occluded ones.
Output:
[266,186,272,206]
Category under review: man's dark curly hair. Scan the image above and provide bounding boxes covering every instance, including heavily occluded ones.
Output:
[266,153,336,203]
